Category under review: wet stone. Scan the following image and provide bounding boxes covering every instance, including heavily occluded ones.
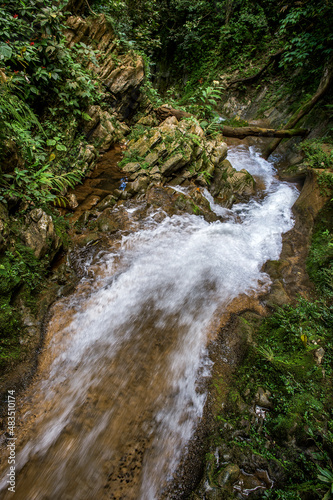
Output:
[205,488,227,499]
[216,464,240,488]
[122,162,141,174]
[160,153,185,175]
[97,217,119,233]
[96,194,117,211]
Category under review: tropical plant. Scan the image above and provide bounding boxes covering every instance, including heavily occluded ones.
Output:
[317,466,333,500]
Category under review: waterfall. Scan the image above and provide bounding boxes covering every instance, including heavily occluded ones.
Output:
[0,146,299,500]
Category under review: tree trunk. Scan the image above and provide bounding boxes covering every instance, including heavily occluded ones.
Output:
[155,106,192,122]
[263,56,333,159]
[221,125,309,139]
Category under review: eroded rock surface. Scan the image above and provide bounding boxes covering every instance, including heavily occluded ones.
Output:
[119,116,255,206]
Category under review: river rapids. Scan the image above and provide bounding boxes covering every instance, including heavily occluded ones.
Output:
[0,146,299,500]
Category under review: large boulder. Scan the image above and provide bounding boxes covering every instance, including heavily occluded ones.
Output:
[210,159,256,206]
[82,106,130,152]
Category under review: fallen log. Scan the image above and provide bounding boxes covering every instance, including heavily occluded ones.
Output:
[221,125,309,139]
[155,106,192,122]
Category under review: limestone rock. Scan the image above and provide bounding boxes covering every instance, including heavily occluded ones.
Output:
[126,176,149,195]
[160,153,186,175]
[82,105,102,136]
[137,115,157,127]
[210,159,256,207]
[205,488,226,500]
[210,143,228,166]
[97,216,119,233]
[145,151,160,167]
[77,143,98,175]
[65,15,145,120]
[22,210,61,259]
[96,195,117,211]
[216,464,240,488]
[122,162,141,174]
[88,109,127,152]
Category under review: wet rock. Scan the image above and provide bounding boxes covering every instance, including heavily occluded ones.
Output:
[210,143,228,166]
[97,216,119,233]
[126,175,150,195]
[96,194,117,211]
[205,488,227,499]
[150,173,162,184]
[75,211,91,230]
[279,162,308,182]
[196,174,209,187]
[120,190,132,200]
[113,189,123,200]
[77,232,101,247]
[122,162,141,174]
[160,153,186,175]
[266,280,290,307]
[137,114,157,127]
[210,159,256,207]
[217,464,240,487]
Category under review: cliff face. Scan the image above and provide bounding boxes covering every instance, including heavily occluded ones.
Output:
[0,12,147,384]
[65,14,145,120]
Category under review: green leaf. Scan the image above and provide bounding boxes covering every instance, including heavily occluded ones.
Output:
[0,44,12,60]
[82,112,92,121]
[46,139,56,146]
[56,144,67,151]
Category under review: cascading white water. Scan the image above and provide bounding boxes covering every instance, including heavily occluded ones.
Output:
[0,146,299,500]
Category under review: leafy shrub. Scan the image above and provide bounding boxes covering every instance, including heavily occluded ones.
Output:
[301,141,333,170]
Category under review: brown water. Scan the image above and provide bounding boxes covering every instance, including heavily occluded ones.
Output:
[0,146,298,500]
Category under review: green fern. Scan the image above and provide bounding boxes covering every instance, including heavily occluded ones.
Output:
[0,88,44,134]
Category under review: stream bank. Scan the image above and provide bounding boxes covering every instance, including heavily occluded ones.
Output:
[0,133,321,499]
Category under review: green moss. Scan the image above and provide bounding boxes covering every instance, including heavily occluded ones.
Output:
[307,203,333,298]
[0,242,49,370]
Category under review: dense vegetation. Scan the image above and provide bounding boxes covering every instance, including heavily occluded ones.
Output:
[207,142,333,499]
[0,0,333,497]
[91,0,333,92]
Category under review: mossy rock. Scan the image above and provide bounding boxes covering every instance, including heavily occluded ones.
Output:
[216,464,240,488]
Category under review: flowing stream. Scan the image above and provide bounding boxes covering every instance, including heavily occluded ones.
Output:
[0,146,299,500]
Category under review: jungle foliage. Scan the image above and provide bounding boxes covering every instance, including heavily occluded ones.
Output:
[0,0,101,207]
[91,0,333,90]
